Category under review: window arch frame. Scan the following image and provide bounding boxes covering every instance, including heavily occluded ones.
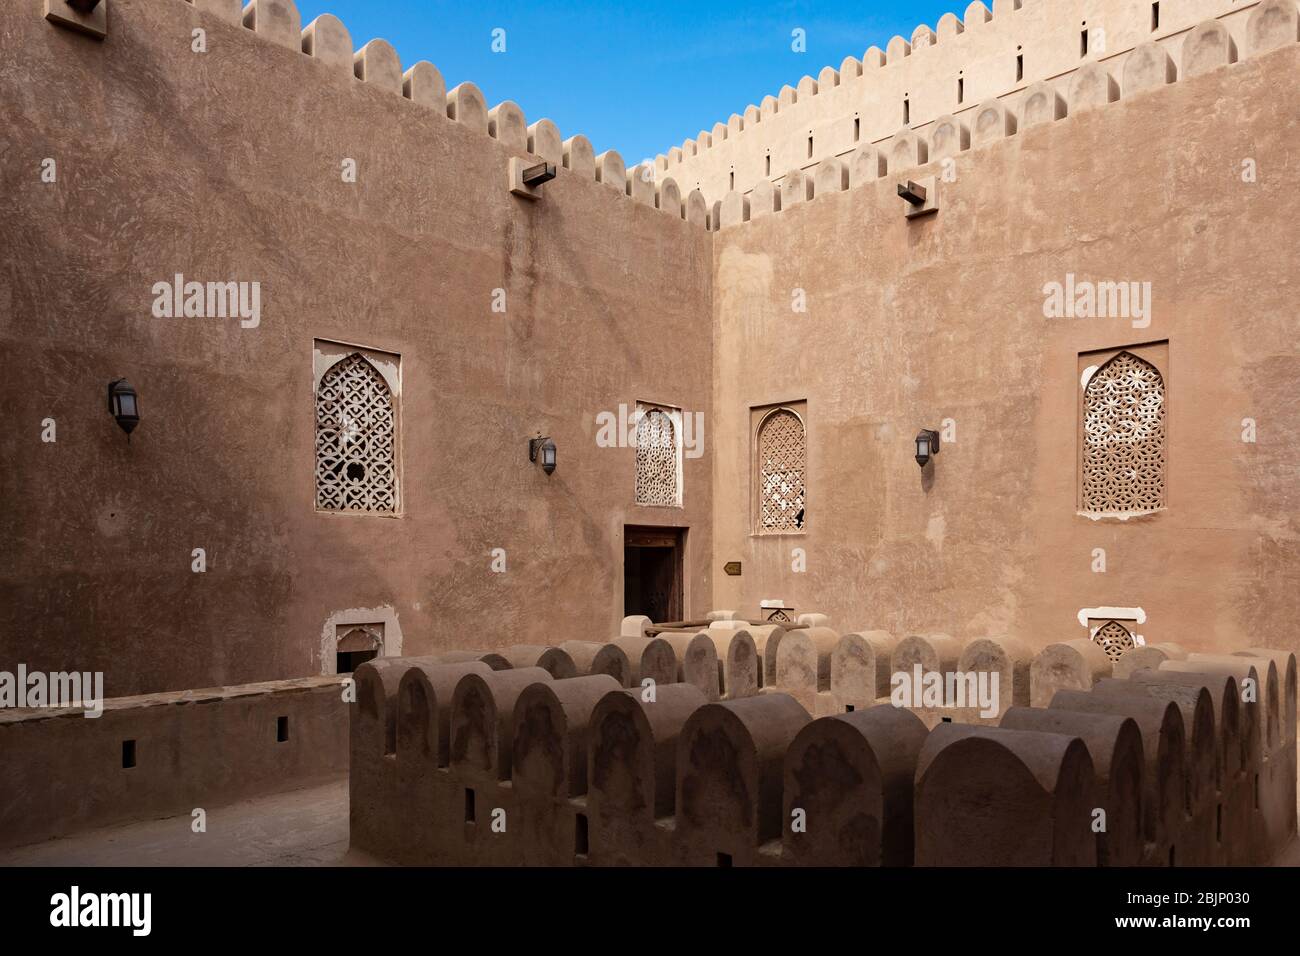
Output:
[751,401,808,536]
[633,400,684,508]
[313,341,403,517]
[1076,341,1169,518]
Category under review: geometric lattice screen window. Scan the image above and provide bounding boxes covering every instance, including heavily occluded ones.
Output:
[756,408,806,533]
[634,403,681,507]
[315,353,397,514]
[1092,619,1136,662]
[1082,351,1166,514]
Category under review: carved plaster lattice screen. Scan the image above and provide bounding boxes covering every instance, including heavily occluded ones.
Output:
[757,408,806,533]
[634,404,680,507]
[1082,351,1166,514]
[1093,620,1136,662]
[315,353,397,513]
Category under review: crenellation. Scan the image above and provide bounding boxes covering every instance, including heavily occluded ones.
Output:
[1249,0,1300,51]
[300,13,353,74]
[965,1,992,27]
[487,100,529,154]
[242,0,301,50]
[403,61,446,110]
[1020,78,1067,126]
[780,167,812,208]
[353,38,403,95]
[595,149,626,190]
[654,0,1276,210]
[1183,18,1239,75]
[971,97,1016,143]
[813,157,848,197]
[562,133,595,175]
[1070,59,1121,110]
[929,113,969,159]
[656,176,682,217]
[446,81,489,132]
[685,188,708,227]
[1122,39,1178,93]
[527,118,562,165]
[749,178,779,218]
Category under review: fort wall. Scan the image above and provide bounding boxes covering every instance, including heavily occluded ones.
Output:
[0,0,713,695]
[708,32,1300,655]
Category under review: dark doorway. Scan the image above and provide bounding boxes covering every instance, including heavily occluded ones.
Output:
[336,649,378,674]
[624,525,685,623]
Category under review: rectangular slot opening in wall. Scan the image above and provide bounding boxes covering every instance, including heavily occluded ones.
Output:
[806,135,813,158]
[276,715,289,743]
[574,813,589,857]
[1151,2,1160,31]
[845,704,855,713]
[1080,29,1089,57]
[853,117,860,143]
[729,170,734,190]
[903,98,910,125]
[716,852,732,867]
[765,154,771,176]
[122,739,136,769]
[1016,54,1024,81]
[464,788,476,823]
[957,77,964,104]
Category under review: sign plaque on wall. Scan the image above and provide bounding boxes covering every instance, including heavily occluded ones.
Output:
[723,561,742,576]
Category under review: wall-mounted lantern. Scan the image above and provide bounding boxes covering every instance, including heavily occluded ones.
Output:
[108,378,140,438]
[528,436,557,475]
[914,428,939,468]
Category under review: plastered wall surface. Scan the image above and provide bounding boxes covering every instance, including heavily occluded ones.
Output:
[709,41,1300,655]
[1,0,1296,704]
[0,0,713,696]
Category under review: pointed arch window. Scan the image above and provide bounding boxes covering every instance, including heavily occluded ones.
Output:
[755,405,806,533]
[634,402,682,507]
[1082,350,1165,515]
[315,351,398,514]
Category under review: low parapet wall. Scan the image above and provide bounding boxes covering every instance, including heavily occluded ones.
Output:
[0,675,348,849]
[349,632,1296,866]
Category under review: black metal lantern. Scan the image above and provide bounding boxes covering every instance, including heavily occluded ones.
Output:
[108,379,140,438]
[914,428,939,468]
[529,436,556,475]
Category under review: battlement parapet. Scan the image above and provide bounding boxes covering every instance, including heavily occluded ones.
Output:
[179,1,709,227]
[659,0,1296,213]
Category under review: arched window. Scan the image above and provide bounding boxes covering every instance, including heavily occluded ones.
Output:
[315,353,397,513]
[756,407,806,533]
[634,404,681,507]
[1082,351,1165,514]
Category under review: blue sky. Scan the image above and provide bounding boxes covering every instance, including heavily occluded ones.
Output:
[294,0,958,164]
